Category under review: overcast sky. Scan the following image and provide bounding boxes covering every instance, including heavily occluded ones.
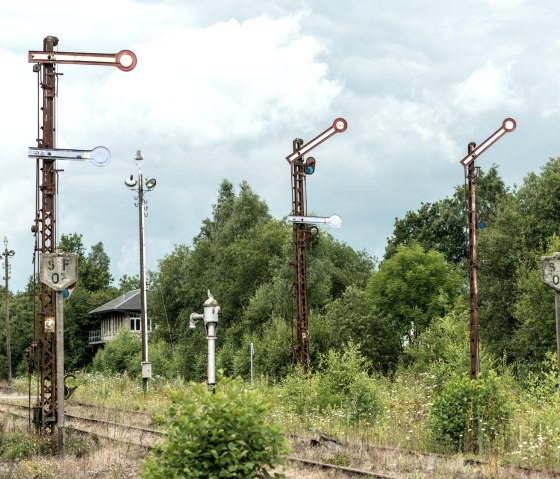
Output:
[1,0,558,292]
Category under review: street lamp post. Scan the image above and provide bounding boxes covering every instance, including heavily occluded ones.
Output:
[125,150,157,393]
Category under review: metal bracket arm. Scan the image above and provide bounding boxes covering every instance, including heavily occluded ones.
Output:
[460,118,516,167]
[28,146,111,167]
[28,50,137,72]
[286,118,347,163]
[287,214,342,228]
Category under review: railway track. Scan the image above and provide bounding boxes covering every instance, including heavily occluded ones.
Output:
[0,399,401,478]
[2,396,560,478]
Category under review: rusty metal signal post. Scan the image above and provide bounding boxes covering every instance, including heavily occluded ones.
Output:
[460,118,516,380]
[285,119,347,371]
[28,36,136,438]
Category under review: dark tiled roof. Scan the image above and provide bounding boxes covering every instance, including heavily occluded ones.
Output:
[88,289,141,315]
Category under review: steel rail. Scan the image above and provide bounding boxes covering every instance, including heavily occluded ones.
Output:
[2,400,560,478]
[0,401,401,477]
[287,457,401,478]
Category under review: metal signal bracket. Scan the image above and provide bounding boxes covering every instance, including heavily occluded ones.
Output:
[287,214,342,228]
[460,118,516,167]
[286,118,347,163]
[28,146,111,167]
[28,49,137,71]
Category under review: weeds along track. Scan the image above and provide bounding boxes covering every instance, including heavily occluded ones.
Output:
[0,400,402,478]
[0,399,160,448]
[1,400,559,478]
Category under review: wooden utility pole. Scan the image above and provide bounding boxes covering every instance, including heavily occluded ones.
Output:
[1,237,15,382]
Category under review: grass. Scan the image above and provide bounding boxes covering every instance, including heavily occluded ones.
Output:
[8,368,560,477]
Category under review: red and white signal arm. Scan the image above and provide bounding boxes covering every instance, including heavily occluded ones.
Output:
[541,254,560,292]
[39,253,78,292]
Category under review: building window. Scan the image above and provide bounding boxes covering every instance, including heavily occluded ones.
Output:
[130,314,141,331]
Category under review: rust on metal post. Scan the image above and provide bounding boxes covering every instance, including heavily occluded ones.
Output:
[290,139,310,372]
[35,35,59,435]
[459,118,515,381]
[29,37,136,441]
[466,142,480,380]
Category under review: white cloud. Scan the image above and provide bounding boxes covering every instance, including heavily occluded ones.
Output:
[452,63,521,114]
[66,14,342,153]
[485,0,527,9]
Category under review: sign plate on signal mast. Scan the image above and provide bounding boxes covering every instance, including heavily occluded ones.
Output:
[39,253,78,291]
[541,253,560,292]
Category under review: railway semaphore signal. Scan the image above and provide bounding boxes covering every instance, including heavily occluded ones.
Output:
[285,118,347,371]
[461,117,516,381]
[28,36,136,450]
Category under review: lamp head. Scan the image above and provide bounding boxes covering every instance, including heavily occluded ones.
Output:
[124,174,137,188]
[133,149,143,170]
[145,178,157,190]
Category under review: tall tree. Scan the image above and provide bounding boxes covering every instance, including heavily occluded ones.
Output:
[82,242,113,291]
[54,233,116,368]
[58,234,113,291]
[384,165,507,265]
[478,158,560,361]
[367,242,464,346]
[151,181,279,339]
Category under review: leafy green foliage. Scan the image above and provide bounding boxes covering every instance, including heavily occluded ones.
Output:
[0,287,34,377]
[118,273,140,292]
[281,344,382,425]
[0,431,50,460]
[91,329,141,376]
[478,158,560,360]
[314,286,401,373]
[315,345,383,424]
[218,316,292,381]
[510,259,556,368]
[141,376,288,479]
[58,233,113,292]
[367,243,464,346]
[150,179,375,380]
[400,306,495,381]
[150,181,284,343]
[64,287,117,370]
[385,165,507,264]
[430,371,512,453]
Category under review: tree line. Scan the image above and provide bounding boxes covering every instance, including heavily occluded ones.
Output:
[1,158,560,381]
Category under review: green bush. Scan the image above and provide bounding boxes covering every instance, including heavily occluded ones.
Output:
[281,365,317,417]
[430,370,512,453]
[91,329,141,375]
[281,343,382,425]
[220,316,292,381]
[316,345,382,424]
[141,375,288,479]
[401,308,496,383]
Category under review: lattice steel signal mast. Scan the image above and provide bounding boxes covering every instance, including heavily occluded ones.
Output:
[28,36,136,436]
[285,118,347,371]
